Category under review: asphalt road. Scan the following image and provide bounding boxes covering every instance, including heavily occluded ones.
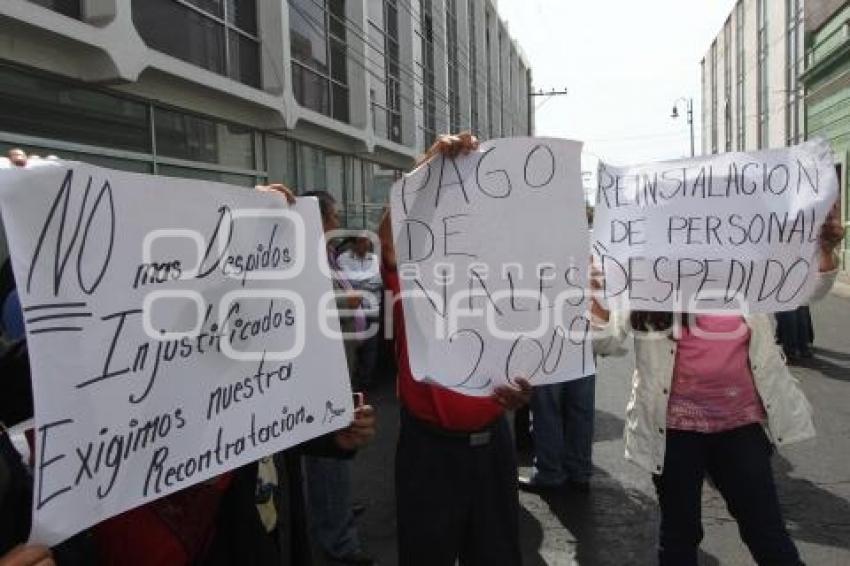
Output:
[347,292,850,566]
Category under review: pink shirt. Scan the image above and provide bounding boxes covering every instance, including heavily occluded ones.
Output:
[667,315,766,433]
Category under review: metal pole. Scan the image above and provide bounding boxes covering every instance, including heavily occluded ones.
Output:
[687,98,695,157]
[525,70,534,136]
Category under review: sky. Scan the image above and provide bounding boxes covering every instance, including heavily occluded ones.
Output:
[496,0,738,186]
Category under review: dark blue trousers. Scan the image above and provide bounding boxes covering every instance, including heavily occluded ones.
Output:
[653,424,803,566]
[775,306,814,357]
[395,410,522,566]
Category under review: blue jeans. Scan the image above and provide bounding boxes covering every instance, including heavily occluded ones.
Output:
[654,424,802,566]
[529,374,596,485]
[304,456,362,558]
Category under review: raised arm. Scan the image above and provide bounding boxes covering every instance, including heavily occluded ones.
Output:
[811,207,845,301]
[379,132,480,272]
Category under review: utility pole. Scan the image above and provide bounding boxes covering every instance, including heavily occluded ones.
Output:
[528,87,568,136]
[671,97,695,157]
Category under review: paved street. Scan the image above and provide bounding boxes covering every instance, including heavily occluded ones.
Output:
[349,290,850,566]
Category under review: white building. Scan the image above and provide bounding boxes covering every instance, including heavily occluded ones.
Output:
[701,0,805,154]
[0,0,533,229]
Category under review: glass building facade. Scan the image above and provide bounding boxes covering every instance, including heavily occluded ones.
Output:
[367,0,402,143]
[132,0,261,88]
[0,63,399,228]
[3,0,531,227]
[288,0,350,122]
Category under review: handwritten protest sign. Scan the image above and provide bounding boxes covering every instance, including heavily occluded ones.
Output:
[390,137,595,396]
[592,139,838,313]
[0,162,353,546]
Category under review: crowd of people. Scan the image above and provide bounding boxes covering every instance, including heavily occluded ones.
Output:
[0,133,846,566]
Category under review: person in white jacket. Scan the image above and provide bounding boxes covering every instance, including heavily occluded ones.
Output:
[590,215,845,566]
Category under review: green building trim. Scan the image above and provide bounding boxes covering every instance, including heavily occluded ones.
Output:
[803,1,850,272]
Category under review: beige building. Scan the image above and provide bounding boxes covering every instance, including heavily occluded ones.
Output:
[701,0,806,154]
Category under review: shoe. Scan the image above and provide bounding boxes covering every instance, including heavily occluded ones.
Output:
[800,347,814,359]
[352,502,368,518]
[518,475,562,494]
[783,349,800,365]
[328,549,376,566]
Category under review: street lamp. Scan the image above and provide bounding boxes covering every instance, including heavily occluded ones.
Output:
[671,97,695,157]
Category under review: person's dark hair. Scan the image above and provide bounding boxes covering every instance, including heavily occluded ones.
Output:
[302,190,336,221]
[630,311,689,332]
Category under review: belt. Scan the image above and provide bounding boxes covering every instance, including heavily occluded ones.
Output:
[400,407,499,447]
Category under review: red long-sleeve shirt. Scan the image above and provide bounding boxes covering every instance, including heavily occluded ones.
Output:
[383,265,503,432]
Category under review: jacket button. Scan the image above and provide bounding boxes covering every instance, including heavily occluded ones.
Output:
[662,388,669,395]
[658,427,665,434]
[777,437,783,443]
[656,465,662,472]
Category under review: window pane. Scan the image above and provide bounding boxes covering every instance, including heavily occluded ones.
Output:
[292,64,330,114]
[386,3,398,38]
[228,31,261,87]
[155,107,254,169]
[27,0,81,18]
[328,0,346,39]
[330,37,348,83]
[0,66,151,153]
[345,204,367,229]
[298,144,327,192]
[365,205,385,230]
[364,162,398,204]
[389,111,401,143]
[266,135,298,189]
[347,158,364,205]
[332,83,350,123]
[185,0,223,17]
[76,154,151,173]
[133,0,226,76]
[325,154,345,205]
[289,0,329,72]
[158,164,255,187]
[226,0,257,35]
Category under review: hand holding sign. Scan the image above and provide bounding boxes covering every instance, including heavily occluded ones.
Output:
[0,162,354,546]
[0,546,55,566]
[820,202,845,255]
[491,377,532,411]
[592,139,839,313]
[333,403,376,451]
[390,137,595,396]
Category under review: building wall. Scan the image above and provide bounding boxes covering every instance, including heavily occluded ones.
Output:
[0,0,533,230]
[804,1,850,270]
[700,0,804,155]
[806,0,848,31]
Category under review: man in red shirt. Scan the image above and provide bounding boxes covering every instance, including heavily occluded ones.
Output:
[377,133,531,566]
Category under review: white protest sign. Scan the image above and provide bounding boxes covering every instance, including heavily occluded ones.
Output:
[0,162,353,546]
[390,137,595,396]
[592,139,838,313]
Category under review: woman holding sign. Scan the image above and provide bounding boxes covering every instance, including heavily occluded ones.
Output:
[591,215,844,566]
